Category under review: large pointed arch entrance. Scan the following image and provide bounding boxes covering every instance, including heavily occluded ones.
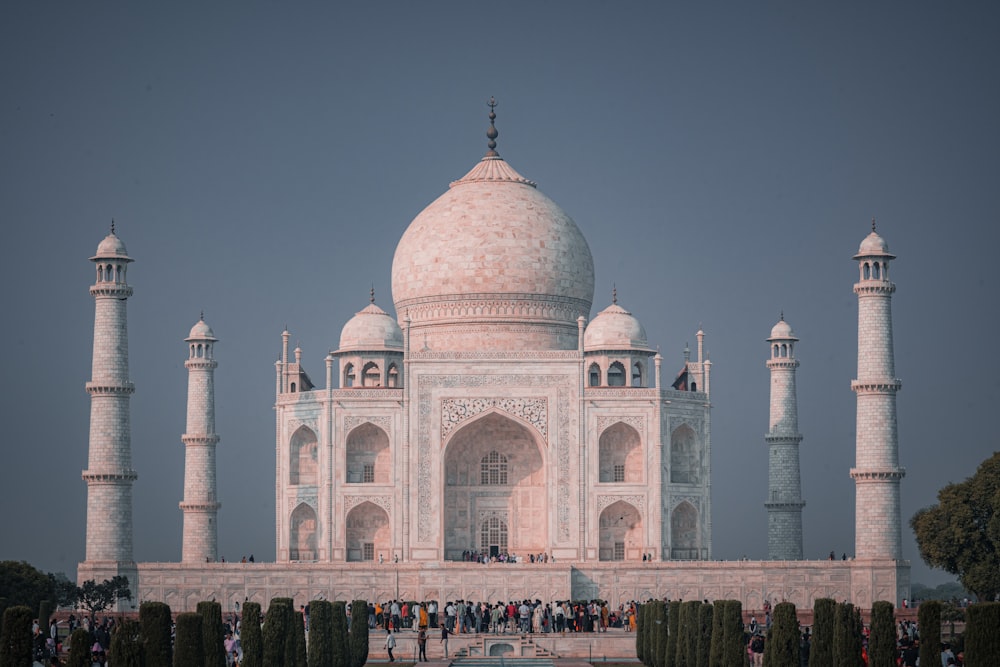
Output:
[442,411,546,560]
[599,500,643,561]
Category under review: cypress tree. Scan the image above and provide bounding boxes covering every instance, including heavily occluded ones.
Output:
[264,598,291,666]
[681,601,701,667]
[65,628,91,667]
[349,600,370,667]
[868,601,895,667]
[708,600,725,667]
[198,600,227,667]
[809,598,836,667]
[37,600,53,638]
[665,600,681,667]
[673,601,690,667]
[762,602,798,667]
[109,618,143,667]
[636,604,646,664]
[696,602,713,667]
[652,602,667,667]
[0,605,33,667]
[308,599,334,667]
[173,612,205,667]
[918,600,942,667]
[963,601,1000,667]
[290,601,307,667]
[241,601,264,667]
[332,602,349,667]
[140,600,173,667]
[722,600,748,667]
[832,602,861,667]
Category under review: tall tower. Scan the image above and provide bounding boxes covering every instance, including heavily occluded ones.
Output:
[180,316,221,563]
[851,222,904,559]
[80,224,138,587]
[765,315,805,560]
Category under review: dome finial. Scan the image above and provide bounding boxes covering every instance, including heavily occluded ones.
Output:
[485,96,499,157]
[872,216,876,232]
[612,283,617,305]
[780,310,784,321]
[200,310,205,321]
[370,285,375,304]
[110,219,116,235]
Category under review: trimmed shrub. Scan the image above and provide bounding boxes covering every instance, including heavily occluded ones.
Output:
[636,603,646,665]
[140,600,173,667]
[832,602,862,667]
[308,600,334,667]
[65,627,92,667]
[665,600,680,667]
[0,605,33,667]
[198,600,226,667]
[173,612,204,667]
[109,618,143,667]
[918,600,942,667]
[763,602,798,667]
[241,601,264,667]
[708,600,726,667]
[331,602,348,667]
[673,601,689,667]
[809,598,836,667]
[696,602,713,667]
[650,602,665,667]
[679,601,701,667]
[292,601,308,667]
[868,601,895,667]
[263,598,291,666]
[721,600,748,667]
[37,600,52,638]
[964,601,1000,666]
[349,599,370,667]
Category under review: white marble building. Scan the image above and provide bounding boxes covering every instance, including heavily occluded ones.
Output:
[273,109,712,565]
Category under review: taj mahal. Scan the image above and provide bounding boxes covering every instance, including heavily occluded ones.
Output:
[78,103,909,613]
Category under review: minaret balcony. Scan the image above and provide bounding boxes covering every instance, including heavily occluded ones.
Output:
[850,379,902,393]
[82,470,138,483]
[85,381,135,395]
[853,282,896,296]
[89,284,134,298]
[850,467,906,481]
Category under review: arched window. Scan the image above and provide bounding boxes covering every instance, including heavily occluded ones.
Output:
[670,425,700,484]
[362,362,381,387]
[290,382,296,393]
[480,516,508,554]
[588,363,601,387]
[599,422,642,483]
[387,364,399,388]
[289,426,318,486]
[97,266,104,282]
[690,382,697,392]
[480,450,508,485]
[343,363,355,388]
[872,262,880,279]
[773,344,779,358]
[632,362,643,387]
[863,262,871,279]
[607,362,626,387]
[780,344,787,357]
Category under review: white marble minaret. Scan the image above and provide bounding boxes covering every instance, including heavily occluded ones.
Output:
[180,316,221,563]
[80,224,138,587]
[765,314,805,560]
[851,222,904,560]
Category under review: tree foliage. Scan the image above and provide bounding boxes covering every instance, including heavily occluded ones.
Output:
[241,602,263,667]
[109,618,143,667]
[292,601,308,667]
[809,598,836,667]
[140,601,173,667]
[696,602,713,667]
[911,451,1000,601]
[77,575,132,618]
[636,603,647,665]
[721,600,748,667]
[331,602,349,667]
[198,600,227,667]
[263,598,293,667]
[763,602,799,667]
[173,612,204,667]
[868,601,896,667]
[832,602,863,667]
[308,599,334,667]
[964,602,1000,666]
[0,605,33,667]
[0,562,56,616]
[708,600,725,667]
[665,600,680,667]
[917,600,941,667]
[349,599,370,667]
[66,628,91,667]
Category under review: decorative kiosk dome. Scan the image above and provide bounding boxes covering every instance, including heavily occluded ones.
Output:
[187,317,217,341]
[391,101,595,351]
[767,316,796,342]
[854,219,895,259]
[338,299,404,352]
[584,301,652,352]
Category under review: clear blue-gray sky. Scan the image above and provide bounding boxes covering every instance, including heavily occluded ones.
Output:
[1,2,997,588]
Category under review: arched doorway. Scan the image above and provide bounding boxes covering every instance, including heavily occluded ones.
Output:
[670,501,699,560]
[598,422,643,483]
[599,500,643,561]
[346,422,390,484]
[442,412,545,560]
[345,501,390,562]
[289,503,317,561]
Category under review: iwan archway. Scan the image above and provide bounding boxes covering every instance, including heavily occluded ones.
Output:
[442,411,546,560]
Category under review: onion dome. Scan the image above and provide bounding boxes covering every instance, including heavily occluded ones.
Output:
[338,301,403,352]
[854,218,895,259]
[90,221,132,261]
[390,99,594,351]
[186,315,217,341]
[767,314,797,342]
[584,301,652,352]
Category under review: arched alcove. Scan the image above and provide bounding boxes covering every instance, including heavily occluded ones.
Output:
[670,501,699,560]
[345,501,390,562]
[670,425,700,484]
[289,426,318,486]
[346,423,390,484]
[599,500,643,561]
[289,503,317,561]
[598,422,642,483]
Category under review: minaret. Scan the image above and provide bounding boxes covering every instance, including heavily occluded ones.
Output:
[80,224,138,587]
[180,315,221,563]
[765,314,805,560]
[851,221,904,559]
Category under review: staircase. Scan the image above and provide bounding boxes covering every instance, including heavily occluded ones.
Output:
[454,636,558,660]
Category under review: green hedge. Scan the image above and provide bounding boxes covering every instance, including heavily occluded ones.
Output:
[964,602,1000,666]
[173,612,204,667]
[809,598,835,667]
[708,600,725,667]
[763,602,798,667]
[110,618,143,667]
[349,599,370,667]
[198,600,226,667]
[66,627,91,667]
[241,601,263,667]
[868,601,895,667]
[308,599,334,667]
[918,600,941,667]
[140,600,173,667]
[0,605,33,667]
[696,602,713,667]
[832,602,862,667]
[331,601,348,667]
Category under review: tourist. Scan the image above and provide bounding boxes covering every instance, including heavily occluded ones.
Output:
[440,623,451,658]
[417,628,427,662]
[383,629,396,663]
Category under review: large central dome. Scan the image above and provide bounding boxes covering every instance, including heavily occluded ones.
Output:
[391,140,595,352]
